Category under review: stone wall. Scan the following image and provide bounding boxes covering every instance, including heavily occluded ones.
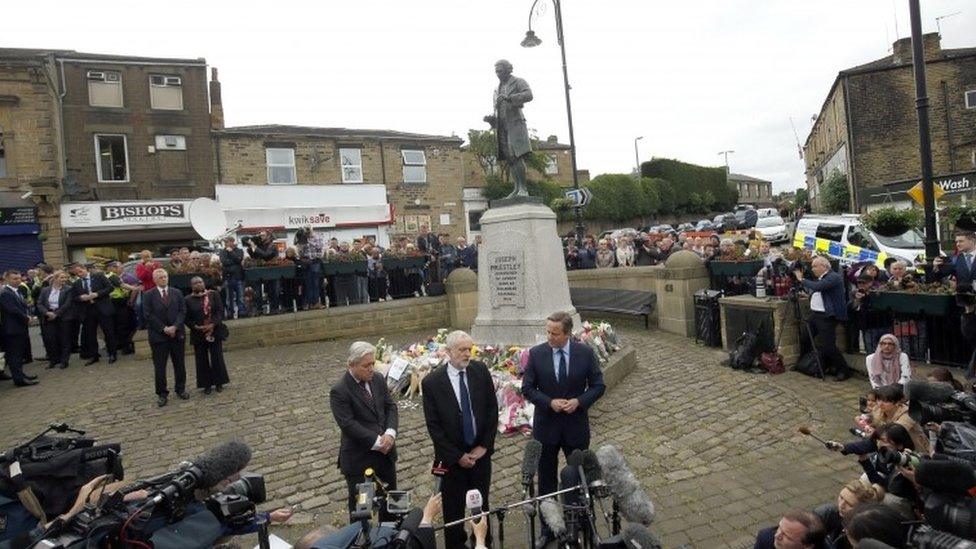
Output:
[132,296,450,359]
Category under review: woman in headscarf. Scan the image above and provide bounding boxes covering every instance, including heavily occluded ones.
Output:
[865,334,911,388]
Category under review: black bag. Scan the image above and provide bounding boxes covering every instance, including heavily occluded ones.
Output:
[937,421,976,464]
[792,351,823,378]
[728,330,761,370]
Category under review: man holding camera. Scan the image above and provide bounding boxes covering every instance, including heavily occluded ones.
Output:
[219,237,245,318]
[330,341,399,523]
[795,256,853,381]
[245,231,281,314]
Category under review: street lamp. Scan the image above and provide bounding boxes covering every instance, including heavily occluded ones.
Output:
[522,0,584,244]
[634,136,644,180]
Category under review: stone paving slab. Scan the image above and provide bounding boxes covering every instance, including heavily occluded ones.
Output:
[0,319,870,547]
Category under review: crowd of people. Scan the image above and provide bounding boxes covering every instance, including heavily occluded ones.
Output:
[562,229,770,269]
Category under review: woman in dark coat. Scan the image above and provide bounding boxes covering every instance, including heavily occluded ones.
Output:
[186,276,230,394]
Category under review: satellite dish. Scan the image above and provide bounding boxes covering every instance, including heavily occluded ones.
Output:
[189,198,227,241]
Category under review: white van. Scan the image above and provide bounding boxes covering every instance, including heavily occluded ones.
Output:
[793,214,929,266]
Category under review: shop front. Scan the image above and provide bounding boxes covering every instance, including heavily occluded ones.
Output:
[60,200,199,262]
[0,206,43,271]
[215,185,394,247]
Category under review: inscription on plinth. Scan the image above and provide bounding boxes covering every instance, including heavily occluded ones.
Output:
[488,251,525,308]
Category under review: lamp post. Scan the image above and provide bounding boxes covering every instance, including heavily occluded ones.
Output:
[907,0,940,264]
[522,0,584,244]
[634,136,643,180]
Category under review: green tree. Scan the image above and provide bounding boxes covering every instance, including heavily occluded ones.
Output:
[819,170,850,214]
[641,158,737,211]
[467,129,552,179]
[794,187,809,208]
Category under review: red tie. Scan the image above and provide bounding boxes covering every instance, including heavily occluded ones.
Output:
[162,288,169,305]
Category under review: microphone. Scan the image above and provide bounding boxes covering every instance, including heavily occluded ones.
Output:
[365,467,389,493]
[150,440,252,505]
[521,439,543,488]
[596,445,656,526]
[390,507,424,548]
[904,380,956,403]
[466,489,483,515]
[431,461,448,492]
[621,523,663,549]
[559,463,582,541]
[539,498,567,538]
[580,449,608,497]
[915,458,976,496]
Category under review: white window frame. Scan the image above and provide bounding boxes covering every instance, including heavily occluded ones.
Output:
[266,147,297,185]
[149,74,184,110]
[966,90,976,109]
[401,149,427,183]
[94,134,130,183]
[339,147,364,183]
[154,135,187,151]
[544,154,559,175]
[87,70,124,108]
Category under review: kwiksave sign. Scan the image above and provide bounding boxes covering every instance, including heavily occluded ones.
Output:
[61,200,193,229]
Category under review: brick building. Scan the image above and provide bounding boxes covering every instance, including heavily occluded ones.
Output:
[214,125,466,244]
[803,33,976,211]
[0,48,218,265]
[728,172,774,207]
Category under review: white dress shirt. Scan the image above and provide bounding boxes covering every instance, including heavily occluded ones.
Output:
[551,340,571,381]
[347,371,396,450]
[47,286,62,310]
[446,363,477,434]
[809,273,826,313]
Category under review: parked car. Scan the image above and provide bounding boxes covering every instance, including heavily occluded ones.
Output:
[756,207,779,219]
[676,223,696,233]
[713,213,737,233]
[793,214,929,265]
[695,219,715,232]
[735,209,759,230]
[753,215,788,243]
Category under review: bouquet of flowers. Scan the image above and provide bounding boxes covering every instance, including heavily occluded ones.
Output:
[242,257,294,268]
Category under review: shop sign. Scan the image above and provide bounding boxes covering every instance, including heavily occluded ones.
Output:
[61,201,192,228]
[0,207,38,225]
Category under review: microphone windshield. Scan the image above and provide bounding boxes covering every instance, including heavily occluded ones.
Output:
[395,507,424,543]
[622,523,663,549]
[539,498,566,537]
[465,489,483,512]
[193,440,252,488]
[915,459,976,496]
[580,450,603,484]
[904,380,956,403]
[596,445,655,525]
[567,449,585,468]
[521,439,543,479]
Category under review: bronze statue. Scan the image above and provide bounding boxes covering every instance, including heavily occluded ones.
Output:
[484,59,533,199]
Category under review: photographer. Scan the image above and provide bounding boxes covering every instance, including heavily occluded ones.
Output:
[219,237,245,319]
[842,502,908,548]
[848,274,887,354]
[246,231,282,315]
[829,423,920,519]
[297,227,325,310]
[795,256,853,382]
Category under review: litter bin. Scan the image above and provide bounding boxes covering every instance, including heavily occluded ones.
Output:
[694,289,723,347]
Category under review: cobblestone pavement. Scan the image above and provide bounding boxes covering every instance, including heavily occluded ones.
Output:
[0,320,868,548]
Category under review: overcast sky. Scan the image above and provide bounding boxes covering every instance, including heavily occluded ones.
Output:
[5,1,974,192]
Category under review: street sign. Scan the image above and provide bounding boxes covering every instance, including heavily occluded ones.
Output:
[564,188,593,207]
[906,181,945,207]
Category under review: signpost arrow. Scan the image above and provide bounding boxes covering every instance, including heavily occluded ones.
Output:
[564,188,592,207]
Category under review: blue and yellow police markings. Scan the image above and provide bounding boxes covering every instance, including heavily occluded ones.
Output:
[793,231,888,267]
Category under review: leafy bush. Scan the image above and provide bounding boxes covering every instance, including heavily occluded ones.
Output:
[641,158,738,212]
[861,207,922,237]
[819,170,850,214]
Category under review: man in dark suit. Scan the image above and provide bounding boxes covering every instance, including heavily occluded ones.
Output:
[142,268,188,407]
[36,270,74,369]
[950,232,976,290]
[795,256,852,381]
[522,311,605,545]
[422,330,498,549]
[0,270,39,386]
[329,341,399,522]
[70,263,118,365]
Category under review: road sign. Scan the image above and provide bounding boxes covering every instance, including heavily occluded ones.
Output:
[564,188,592,207]
[906,181,945,207]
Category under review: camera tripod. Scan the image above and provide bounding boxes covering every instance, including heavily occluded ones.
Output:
[788,290,827,381]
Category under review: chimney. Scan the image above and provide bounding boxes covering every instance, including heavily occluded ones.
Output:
[547,135,558,143]
[209,67,224,130]
[892,32,942,64]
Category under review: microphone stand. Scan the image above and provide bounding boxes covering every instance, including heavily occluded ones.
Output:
[495,506,506,549]
[438,485,581,529]
[522,478,537,549]
[575,468,599,549]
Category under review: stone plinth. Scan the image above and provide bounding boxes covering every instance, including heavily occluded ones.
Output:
[655,251,710,337]
[719,295,801,365]
[471,202,578,345]
[445,268,478,330]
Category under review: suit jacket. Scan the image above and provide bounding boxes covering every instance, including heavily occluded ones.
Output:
[143,286,186,345]
[493,75,533,160]
[800,270,848,321]
[36,285,74,324]
[951,253,976,290]
[329,371,399,478]
[522,342,606,447]
[0,287,30,337]
[71,273,116,316]
[185,290,227,346]
[422,360,498,467]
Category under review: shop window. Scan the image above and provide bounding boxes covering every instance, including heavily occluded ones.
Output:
[340,148,363,183]
[149,75,183,110]
[544,154,558,175]
[95,134,129,182]
[402,149,426,183]
[87,70,123,108]
[0,126,6,178]
[266,147,296,185]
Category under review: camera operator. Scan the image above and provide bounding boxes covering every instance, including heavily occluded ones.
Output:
[794,256,854,381]
[219,237,245,319]
[848,274,888,355]
[246,230,282,315]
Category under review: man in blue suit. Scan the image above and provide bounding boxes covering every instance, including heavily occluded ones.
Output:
[522,311,605,544]
[950,232,976,291]
[1,270,39,386]
[795,256,852,381]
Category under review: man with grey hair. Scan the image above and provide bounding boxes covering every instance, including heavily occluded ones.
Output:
[795,256,852,381]
[329,340,399,522]
[422,330,498,548]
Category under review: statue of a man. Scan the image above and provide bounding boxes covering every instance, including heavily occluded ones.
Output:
[483,59,533,199]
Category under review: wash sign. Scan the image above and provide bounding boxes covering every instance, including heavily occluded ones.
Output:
[793,230,888,267]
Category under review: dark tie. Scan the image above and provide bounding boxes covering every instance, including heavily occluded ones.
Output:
[557,349,567,384]
[162,288,169,305]
[359,380,373,401]
[84,277,90,293]
[458,371,476,447]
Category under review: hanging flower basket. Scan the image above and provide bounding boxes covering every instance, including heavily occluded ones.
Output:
[941,204,976,232]
[861,207,922,237]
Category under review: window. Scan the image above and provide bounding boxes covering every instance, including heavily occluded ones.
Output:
[154,135,186,150]
[339,148,363,183]
[814,223,844,242]
[266,148,296,185]
[0,126,6,178]
[966,90,976,109]
[545,154,558,175]
[154,135,188,181]
[87,70,123,108]
[149,75,183,110]
[402,149,427,183]
[847,226,879,251]
[95,134,129,182]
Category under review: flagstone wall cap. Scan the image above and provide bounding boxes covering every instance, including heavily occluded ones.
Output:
[446,267,478,289]
[665,250,706,269]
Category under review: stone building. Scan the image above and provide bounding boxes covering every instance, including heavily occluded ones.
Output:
[728,172,774,207]
[0,48,218,265]
[214,125,466,244]
[803,33,976,211]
